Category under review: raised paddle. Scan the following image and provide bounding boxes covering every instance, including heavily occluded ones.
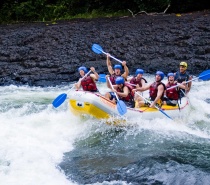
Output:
[107,77,127,115]
[98,76,139,87]
[167,69,210,90]
[92,44,123,64]
[135,92,173,120]
[52,70,91,108]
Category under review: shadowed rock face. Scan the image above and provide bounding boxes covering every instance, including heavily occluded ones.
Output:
[0,11,210,86]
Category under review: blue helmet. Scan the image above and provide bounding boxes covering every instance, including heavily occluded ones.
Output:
[115,76,125,85]
[78,66,88,74]
[156,71,164,80]
[135,69,144,75]
[167,73,174,78]
[114,64,122,71]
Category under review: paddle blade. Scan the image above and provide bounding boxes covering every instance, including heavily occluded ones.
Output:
[92,44,103,54]
[199,69,210,81]
[52,93,67,108]
[98,74,106,82]
[117,100,127,115]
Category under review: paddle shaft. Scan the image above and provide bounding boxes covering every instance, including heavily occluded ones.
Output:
[98,48,123,64]
[135,92,157,109]
[52,70,92,108]
[136,92,173,120]
[107,77,120,101]
[61,70,91,96]
[167,72,209,90]
[67,70,92,93]
[75,70,92,89]
[107,77,127,115]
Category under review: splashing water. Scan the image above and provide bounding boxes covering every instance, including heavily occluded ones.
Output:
[0,75,210,185]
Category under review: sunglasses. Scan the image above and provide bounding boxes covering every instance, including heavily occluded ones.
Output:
[180,65,186,68]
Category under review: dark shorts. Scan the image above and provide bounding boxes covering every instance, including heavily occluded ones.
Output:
[179,91,186,98]
[164,97,177,106]
[109,92,117,101]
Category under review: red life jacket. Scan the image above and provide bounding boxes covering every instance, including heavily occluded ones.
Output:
[81,76,97,92]
[117,83,134,102]
[166,82,179,100]
[149,82,166,101]
[110,73,121,85]
[130,77,147,87]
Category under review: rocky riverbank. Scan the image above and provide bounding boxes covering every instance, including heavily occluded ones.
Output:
[0,10,210,86]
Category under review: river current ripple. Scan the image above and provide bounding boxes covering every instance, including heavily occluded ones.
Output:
[0,77,210,185]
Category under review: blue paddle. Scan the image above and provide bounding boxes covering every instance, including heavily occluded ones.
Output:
[52,70,91,108]
[167,69,210,90]
[198,69,210,81]
[92,44,123,64]
[98,74,106,83]
[52,93,68,108]
[136,92,173,120]
[107,77,127,115]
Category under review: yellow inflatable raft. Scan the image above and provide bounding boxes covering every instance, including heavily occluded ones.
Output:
[68,90,190,120]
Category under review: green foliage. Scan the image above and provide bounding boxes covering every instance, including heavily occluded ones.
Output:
[170,0,210,13]
[14,1,40,21]
[133,0,171,12]
[0,0,209,23]
[71,9,129,19]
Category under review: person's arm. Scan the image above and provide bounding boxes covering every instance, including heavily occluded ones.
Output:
[121,61,129,79]
[178,83,188,90]
[134,83,151,92]
[105,75,111,89]
[180,75,192,92]
[111,84,118,92]
[150,84,164,108]
[90,67,99,81]
[116,86,129,98]
[106,54,114,75]
[75,78,82,90]
[141,78,146,87]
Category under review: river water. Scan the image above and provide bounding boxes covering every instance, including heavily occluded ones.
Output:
[1,75,210,185]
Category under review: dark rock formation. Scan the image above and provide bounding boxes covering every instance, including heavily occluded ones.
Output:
[0,10,210,86]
